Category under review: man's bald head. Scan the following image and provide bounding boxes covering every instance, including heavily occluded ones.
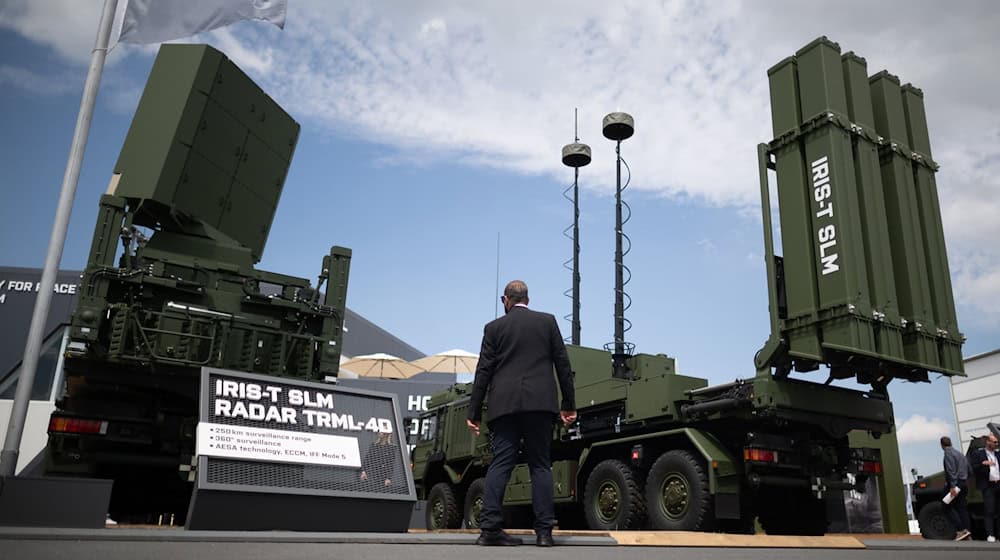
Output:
[504,280,529,305]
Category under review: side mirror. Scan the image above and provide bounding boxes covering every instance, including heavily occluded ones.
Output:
[402,416,420,446]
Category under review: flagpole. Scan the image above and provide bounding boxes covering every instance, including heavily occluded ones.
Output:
[0,0,120,477]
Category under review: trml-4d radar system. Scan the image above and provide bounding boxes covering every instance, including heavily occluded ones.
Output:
[756,37,963,388]
[44,44,351,521]
[411,37,963,536]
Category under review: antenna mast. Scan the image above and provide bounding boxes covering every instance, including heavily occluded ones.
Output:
[561,109,591,345]
[602,112,635,378]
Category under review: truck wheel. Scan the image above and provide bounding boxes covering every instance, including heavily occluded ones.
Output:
[463,478,486,529]
[583,459,644,530]
[644,450,712,531]
[427,482,461,530]
[917,501,956,540]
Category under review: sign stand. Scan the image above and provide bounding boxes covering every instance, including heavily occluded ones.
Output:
[185,368,416,532]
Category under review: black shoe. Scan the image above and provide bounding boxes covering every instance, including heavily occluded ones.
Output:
[536,531,554,547]
[476,529,521,546]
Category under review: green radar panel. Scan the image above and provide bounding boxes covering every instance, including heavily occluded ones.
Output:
[113,44,299,262]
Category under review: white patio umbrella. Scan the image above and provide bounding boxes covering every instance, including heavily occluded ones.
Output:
[341,353,423,379]
[411,349,479,374]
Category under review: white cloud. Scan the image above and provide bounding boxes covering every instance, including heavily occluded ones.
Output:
[3,0,999,324]
[896,414,954,444]
[0,0,136,63]
[207,27,275,77]
[419,17,447,42]
[0,0,104,64]
[0,64,80,96]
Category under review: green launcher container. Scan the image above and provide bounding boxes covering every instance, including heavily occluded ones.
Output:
[112,44,300,263]
[763,37,963,382]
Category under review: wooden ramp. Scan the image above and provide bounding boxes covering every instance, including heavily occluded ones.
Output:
[417,529,866,548]
[609,531,864,548]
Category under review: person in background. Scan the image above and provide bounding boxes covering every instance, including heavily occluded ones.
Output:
[971,432,1000,542]
[941,435,971,541]
[360,431,398,491]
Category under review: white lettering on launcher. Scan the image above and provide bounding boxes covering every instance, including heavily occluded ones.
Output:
[812,156,840,276]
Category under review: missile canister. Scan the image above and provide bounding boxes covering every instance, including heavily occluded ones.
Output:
[762,37,963,382]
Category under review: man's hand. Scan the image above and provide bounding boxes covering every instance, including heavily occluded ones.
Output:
[950,486,959,498]
[560,410,577,427]
[467,419,480,436]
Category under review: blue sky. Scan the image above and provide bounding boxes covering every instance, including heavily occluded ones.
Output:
[1,1,998,478]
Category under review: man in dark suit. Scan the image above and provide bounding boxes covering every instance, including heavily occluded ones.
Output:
[467,280,575,547]
[971,432,1000,542]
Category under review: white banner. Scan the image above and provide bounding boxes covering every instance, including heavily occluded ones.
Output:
[197,422,361,468]
[119,0,287,44]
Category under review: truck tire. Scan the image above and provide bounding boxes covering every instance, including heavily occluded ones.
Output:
[583,459,644,530]
[917,501,956,540]
[644,450,713,531]
[427,482,462,530]
[463,478,486,529]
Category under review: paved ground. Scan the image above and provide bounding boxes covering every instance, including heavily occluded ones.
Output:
[1,528,997,560]
[3,540,997,560]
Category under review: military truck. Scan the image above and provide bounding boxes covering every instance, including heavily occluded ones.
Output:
[414,354,894,534]
[43,44,351,522]
[411,37,964,535]
[911,423,1000,540]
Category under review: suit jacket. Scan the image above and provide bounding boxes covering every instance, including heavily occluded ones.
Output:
[468,306,575,423]
[970,447,1000,488]
[943,445,970,488]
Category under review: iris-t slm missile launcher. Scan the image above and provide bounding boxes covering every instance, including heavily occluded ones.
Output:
[411,37,963,534]
[44,44,351,521]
